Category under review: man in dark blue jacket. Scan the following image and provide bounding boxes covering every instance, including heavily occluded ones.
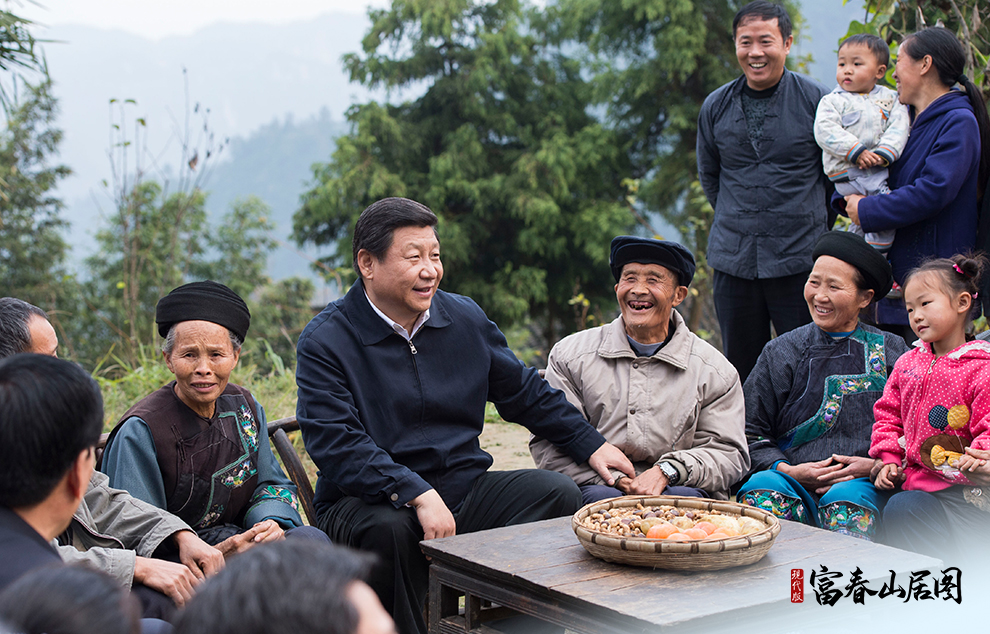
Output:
[296,197,635,634]
[697,1,831,383]
[0,354,103,593]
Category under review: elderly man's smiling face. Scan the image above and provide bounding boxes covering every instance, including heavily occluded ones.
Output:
[615,263,688,345]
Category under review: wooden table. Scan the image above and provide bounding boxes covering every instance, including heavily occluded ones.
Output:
[422,517,942,634]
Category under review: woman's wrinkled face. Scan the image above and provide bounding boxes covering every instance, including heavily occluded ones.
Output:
[804,256,874,333]
[163,320,239,418]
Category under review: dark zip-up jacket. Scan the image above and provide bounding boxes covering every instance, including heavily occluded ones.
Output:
[698,70,830,279]
[296,281,606,517]
[0,506,62,592]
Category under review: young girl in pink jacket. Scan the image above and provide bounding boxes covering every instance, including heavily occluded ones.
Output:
[870,254,990,558]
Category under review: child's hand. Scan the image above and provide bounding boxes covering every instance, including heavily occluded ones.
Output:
[959,447,990,484]
[956,453,981,471]
[875,463,904,490]
[869,458,885,482]
[856,149,884,169]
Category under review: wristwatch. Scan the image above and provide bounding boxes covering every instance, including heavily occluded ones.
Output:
[656,460,680,486]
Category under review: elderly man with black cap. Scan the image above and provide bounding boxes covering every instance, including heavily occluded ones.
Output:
[102,281,326,550]
[531,236,749,503]
[737,231,910,541]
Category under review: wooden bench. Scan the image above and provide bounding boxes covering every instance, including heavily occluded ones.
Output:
[96,415,319,527]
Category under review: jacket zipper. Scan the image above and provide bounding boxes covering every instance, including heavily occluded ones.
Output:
[408,340,418,355]
[919,355,938,405]
[70,515,125,548]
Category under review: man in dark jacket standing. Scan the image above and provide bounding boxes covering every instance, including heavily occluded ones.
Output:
[697,1,831,383]
[296,197,634,634]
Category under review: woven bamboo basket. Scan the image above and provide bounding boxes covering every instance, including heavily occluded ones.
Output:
[572,495,780,571]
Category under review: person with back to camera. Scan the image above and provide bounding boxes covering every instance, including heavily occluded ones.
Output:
[0,354,173,633]
[871,253,990,558]
[738,232,909,540]
[697,0,832,384]
[842,27,990,339]
[173,540,395,634]
[0,565,142,634]
[0,354,104,591]
[814,33,909,254]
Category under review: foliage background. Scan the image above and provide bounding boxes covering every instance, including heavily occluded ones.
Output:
[2,0,989,395]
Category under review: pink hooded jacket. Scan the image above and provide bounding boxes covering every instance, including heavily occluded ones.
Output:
[870,339,990,492]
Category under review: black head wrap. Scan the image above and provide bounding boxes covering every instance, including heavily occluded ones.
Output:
[812,231,893,299]
[155,280,251,341]
[609,236,696,287]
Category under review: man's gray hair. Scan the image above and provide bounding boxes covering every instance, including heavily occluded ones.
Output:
[161,323,244,355]
[0,298,48,359]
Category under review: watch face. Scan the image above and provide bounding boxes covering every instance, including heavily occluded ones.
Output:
[659,462,679,485]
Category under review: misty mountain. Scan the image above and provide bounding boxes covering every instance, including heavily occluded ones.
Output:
[205,110,346,281]
[39,12,372,287]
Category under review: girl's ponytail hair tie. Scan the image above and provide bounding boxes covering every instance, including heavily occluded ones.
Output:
[957,74,969,85]
[953,263,971,278]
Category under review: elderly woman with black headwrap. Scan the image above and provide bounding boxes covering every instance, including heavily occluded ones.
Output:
[102,281,324,550]
[738,232,910,541]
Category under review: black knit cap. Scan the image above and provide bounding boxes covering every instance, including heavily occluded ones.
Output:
[812,231,893,299]
[155,280,251,340]
[609,236,696,286]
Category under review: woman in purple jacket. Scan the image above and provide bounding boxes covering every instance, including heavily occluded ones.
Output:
[842,28,990,338]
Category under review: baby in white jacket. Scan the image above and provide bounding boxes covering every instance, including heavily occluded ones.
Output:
[814,34,909,254]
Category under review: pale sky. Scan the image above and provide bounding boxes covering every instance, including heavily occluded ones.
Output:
[20,0,390,40]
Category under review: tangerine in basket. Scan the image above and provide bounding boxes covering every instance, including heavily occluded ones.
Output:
[646,523,678,540]
[665,532,691,542]
[682,527,709,540]
[705,530,730,540]
[694,521,717,535]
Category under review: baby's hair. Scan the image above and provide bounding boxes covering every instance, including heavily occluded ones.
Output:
[839,33,890,68]
[904,252,988,312]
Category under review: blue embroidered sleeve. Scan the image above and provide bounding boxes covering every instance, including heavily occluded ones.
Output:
[244,400,304,529]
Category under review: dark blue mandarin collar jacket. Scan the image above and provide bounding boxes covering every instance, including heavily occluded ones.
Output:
[0,506,62,592]
[697,69,831,280]
[296,281,606,516]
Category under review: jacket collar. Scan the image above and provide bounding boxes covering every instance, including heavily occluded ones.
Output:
[913,337,990,361]
[911,89,971,128]
[730,67,793,97]
[597,309,692,371]
[342,279,452,346]
[0,505,59,553]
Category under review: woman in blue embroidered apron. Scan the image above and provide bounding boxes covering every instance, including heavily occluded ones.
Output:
[102,281,326,549]
[738,232,910,540]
